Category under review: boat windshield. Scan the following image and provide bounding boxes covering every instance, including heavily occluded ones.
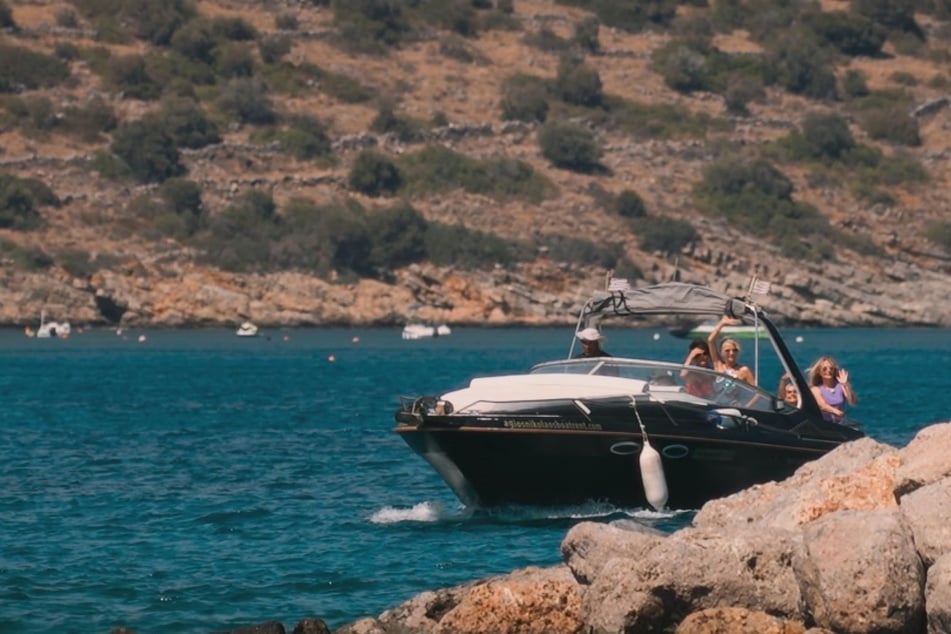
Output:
[529,358,784,413]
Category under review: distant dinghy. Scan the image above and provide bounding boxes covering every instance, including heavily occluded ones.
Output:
[402,324,451,340]
[236,321,259,337]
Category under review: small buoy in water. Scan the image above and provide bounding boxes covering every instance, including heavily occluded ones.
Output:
[795,335,804,343]
[352,336,360,344]
[639,439,669,511]
[652,332,661,341]
[116,328,123,336]
[328,354,336,362]
[283,335,290,342]
[138,334,146,343]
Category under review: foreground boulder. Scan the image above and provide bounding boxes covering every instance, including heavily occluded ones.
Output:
[335,422,951,633]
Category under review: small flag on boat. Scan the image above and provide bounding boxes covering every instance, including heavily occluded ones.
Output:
[608,277,631,291]
[748,277,772,296]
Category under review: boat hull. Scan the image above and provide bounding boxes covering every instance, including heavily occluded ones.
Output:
[395,405,859,509]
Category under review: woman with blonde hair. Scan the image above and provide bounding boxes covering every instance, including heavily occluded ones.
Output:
[707,316,756,385]
[808,355,856,423]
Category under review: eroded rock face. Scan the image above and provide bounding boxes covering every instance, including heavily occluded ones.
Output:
[894,422,951,498]
[561,520,666,585]
[580,525,807,632]
[693,437,899,531]
[795,508,925,634]
[926,553,951,634]
[674,607,809,634]
[355,566,582,634]
[900,476,951,567]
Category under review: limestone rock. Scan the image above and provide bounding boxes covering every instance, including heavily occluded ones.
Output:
[693,437,899,531]
[581,525,807,632]
[925,553,951,634]
[895,422,951,498]
[675,607,808,634]
[561,520,665,585]
[795,508,925,633]
[900,476,951,566]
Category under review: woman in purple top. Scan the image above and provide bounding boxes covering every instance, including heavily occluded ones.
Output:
[808,356,857,423]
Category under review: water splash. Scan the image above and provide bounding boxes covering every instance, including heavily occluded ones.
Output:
[369,501,455,524]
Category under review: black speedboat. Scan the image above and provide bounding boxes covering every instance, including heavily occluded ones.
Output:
[394,282,863,510]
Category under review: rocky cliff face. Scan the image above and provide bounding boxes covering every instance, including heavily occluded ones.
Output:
[1,0,950,329]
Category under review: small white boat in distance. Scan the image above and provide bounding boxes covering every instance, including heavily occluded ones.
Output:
[402,323,451,340]
[33,310,71,339]
[236,321,259,337]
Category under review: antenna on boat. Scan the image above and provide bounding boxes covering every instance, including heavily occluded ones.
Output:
[745,276,772,384]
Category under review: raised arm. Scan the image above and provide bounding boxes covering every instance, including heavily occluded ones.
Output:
[838,368,857,405]
[706,316,736,371]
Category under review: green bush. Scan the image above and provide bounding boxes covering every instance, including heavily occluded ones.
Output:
[802,10,886,56]
[724,75,765,116]
[607,97,721,139]
[260,35,292,64]
[764,32,837,100]
[500,74,549,123]
[523,27,573,52]
[556,0,677,33]
[158,177,204,230]
[574,16,601,53]
[216,42,255,78]
[424,222,517,268]
[217,78,277,125]
[634,216,697,254]
[370,100,426,141]
[652,39,711,93]
[0,44,71,93]
[537,121,602,172]
[104,55,162,100]
[157,97,221,149]
[275,198,371,276]
[397,144,552,202]
[794,112,857,161]
[277,115,333,161]
[110,118,185,184]
[0,173,56,230]
[275,12,299,30]
[348,150,403,197]
[554,57,603,107]
[169,19,216,64]
[613,189,647,218]
[364,201,428,272]
[859,107,921,146]
[850,0,923,38]
[536,233,627,269]
[209,16,258,41]
[0,1,14,28]
[924,221,951,252]
[331,0,410,53]
[61,95,118,141]
[842,69,869,98]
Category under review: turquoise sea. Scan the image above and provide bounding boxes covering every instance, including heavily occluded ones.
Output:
[2,327,950,633]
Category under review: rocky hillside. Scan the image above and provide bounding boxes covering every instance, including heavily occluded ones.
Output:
[1,0,950,329]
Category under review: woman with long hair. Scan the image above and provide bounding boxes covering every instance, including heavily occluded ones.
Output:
[707,316,756,385]
[808,355,857,424]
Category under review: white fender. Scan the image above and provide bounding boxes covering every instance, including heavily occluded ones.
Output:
[639,439,668,511]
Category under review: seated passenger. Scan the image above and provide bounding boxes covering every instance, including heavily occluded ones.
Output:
[808,356,856,423]
[777,373,799,406]
[681,338,715,399]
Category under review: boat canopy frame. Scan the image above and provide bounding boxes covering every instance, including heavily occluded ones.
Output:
[571,283,826,422]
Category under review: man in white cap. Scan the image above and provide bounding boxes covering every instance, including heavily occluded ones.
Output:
[575,327,611,358]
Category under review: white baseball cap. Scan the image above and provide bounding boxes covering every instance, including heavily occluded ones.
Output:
[576,327,605,342]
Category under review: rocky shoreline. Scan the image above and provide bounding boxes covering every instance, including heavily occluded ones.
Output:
[109,421,951,634]
[3,256,951,330]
